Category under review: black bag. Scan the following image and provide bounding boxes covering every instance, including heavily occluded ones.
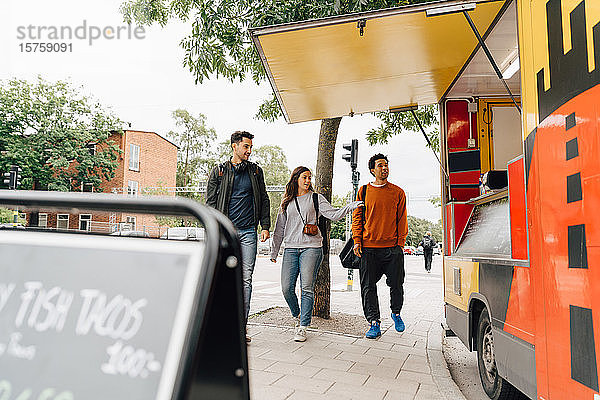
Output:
[339,185,366,269]
[313,193,329,254]
[340,238,361,269]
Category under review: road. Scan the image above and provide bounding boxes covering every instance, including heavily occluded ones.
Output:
[443,336,490,400]
[250,252,444,318]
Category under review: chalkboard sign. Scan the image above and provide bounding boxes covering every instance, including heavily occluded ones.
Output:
[0,190,248,400]
[0,231,204,400]
[455,197,511,258]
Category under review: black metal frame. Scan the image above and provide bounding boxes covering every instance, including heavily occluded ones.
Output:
[0,190,248,400]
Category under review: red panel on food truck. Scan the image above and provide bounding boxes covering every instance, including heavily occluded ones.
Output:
[446,100,478,150]
[452,203,474,249]
[508,157,528,260]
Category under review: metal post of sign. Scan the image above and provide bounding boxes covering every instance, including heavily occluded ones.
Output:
[347,168,360,291]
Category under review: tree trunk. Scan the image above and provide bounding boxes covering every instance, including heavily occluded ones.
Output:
[312,117,342,319]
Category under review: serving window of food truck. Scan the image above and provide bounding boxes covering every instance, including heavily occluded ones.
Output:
[252,0,600,399]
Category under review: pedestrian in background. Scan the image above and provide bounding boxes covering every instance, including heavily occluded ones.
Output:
[206,131,271,343]
[353,154,408,339]
[419,231,437,273]
[270,166,362,342]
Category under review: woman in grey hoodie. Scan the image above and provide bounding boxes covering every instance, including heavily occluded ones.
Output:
[270,166,362,342]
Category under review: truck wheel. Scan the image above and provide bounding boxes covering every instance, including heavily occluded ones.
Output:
[477,308,524,399]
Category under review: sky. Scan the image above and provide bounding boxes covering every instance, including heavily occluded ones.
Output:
[1,0,442,221]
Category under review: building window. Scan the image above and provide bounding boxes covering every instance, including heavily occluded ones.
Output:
[127,180,139,196]
[79,214,92,231]
[86,144,96,156]
[129,144,140,171]
[38,213,47,228]
[57,214,69,230]
[126,216,136,230]
[82,183,94,192]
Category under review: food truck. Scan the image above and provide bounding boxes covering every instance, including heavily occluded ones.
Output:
[251,0,600,398]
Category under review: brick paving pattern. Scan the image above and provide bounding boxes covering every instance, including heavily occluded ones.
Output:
[246,256,464,400]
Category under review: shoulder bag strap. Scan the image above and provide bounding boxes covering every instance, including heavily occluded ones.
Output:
[294,197,307,225]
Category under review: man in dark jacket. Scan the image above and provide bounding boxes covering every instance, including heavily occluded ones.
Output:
[418,231,436,273]
[206,131,270,340]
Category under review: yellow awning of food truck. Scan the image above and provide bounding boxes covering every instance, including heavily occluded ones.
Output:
[251,0,507,123]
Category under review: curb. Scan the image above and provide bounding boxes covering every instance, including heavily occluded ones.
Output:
[426,322,467,400]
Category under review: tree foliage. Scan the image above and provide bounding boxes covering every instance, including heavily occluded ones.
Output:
[330,193,351,240]
[252,144,290,185]
[0,208,26,224]
[429,195,441,208]
[121,0,436,122]
[251,144,289,229]
[367,105,440,152]
[167,109,217,187]
[406,215,442,246]
[0,77,122,191]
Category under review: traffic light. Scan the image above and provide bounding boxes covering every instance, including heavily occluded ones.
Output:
[342,139,358,170]
[3,165,22,190]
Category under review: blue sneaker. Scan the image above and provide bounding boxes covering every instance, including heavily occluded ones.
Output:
[391,313,405,332]
[365,321,381,339]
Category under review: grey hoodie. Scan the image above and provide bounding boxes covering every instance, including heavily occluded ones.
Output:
[270,191,362,259]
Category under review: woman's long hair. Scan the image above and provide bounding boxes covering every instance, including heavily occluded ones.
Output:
[281,166,313,212]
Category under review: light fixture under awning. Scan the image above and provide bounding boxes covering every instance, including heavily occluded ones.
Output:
[251,0,506,124]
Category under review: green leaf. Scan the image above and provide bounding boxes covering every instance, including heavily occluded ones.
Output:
[0,77,121,191]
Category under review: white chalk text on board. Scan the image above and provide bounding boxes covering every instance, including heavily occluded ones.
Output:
[0,380,73,400]
[0,281,163,386]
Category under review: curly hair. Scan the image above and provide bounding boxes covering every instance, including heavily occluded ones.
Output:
[368,153,388,176]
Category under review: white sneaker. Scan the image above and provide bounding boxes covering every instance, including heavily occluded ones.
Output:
[294,326,307,342]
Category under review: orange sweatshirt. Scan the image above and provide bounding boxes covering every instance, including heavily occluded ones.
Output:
[352,182,408,248]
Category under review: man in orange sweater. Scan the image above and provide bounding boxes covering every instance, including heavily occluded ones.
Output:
[352,154,408,339]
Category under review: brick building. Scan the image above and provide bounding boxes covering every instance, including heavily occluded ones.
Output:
[31,129,178,236]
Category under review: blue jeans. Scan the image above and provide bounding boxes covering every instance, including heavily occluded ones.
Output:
[238,227,258,322]
[281,247,323,327]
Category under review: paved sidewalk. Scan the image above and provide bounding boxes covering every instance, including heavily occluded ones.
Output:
[247,256,465,400]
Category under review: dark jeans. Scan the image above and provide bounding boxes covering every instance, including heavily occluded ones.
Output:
[424,250,433,271]
[358,246,405,323]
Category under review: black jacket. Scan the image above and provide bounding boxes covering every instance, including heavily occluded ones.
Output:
[206,161,271,231]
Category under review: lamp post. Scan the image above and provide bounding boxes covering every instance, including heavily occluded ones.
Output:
[342,140,358,291]
[3,165,22,226]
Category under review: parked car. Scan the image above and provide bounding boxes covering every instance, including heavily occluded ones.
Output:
[160,227,205,241]
[434,243,442,255]
[415,246,424,256]
[0,223,25,230]
[403,246,416,255]
[110,230,150,237]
